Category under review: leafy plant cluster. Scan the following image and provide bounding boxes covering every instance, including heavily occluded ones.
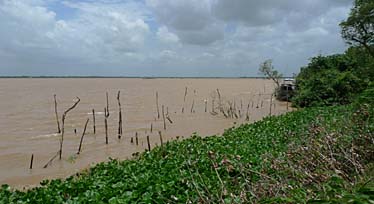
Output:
[292,50,371,107]
[1,103,372,203]
[292,0,374,108]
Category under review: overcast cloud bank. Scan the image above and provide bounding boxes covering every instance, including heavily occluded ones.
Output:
[0,0,353,76]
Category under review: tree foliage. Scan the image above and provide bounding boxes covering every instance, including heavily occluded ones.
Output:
[259,59,283,88]
[340,0,374,57]
[292,54,368,107]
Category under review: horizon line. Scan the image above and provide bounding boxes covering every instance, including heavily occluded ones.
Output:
[0,76,294,79]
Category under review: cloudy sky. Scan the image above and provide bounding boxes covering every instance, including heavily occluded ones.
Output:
[0,0,353,77]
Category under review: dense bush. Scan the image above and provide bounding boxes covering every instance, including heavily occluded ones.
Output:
[292,54,368,107]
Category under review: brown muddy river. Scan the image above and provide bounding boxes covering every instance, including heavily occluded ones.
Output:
[0,78,291,187]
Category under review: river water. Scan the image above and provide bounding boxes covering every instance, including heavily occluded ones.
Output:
[0,78,290,187]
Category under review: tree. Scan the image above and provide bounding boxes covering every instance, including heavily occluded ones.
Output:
[340,0,374,57]
[259,59,282,88]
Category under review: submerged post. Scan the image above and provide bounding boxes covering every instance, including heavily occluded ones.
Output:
[59,97,80,160]
[117,91,123,139]
[158,131,163,146]
[92,109,96,134]
[53,94,61,134]
[29,154,34,169]
[135,132,139,146]
[182,87,188,113]
[156,92,160,119]
[104,108,108,144]
[147,135,151,151]
[106,92,110,117]
[77,118,89,154]
[162,105,166,130]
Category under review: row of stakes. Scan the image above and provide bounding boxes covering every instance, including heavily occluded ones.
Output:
[29,87,287,170]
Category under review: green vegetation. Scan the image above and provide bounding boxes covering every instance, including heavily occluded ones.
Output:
[292,0,374,108]
[292,52,369,107]
[340,0,374,57]
[0,1,372,203]
[1,103,373,203]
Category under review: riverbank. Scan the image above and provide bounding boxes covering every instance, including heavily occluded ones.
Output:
[1,103,372,203]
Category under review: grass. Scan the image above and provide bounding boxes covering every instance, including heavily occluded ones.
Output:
[0,104,373,203]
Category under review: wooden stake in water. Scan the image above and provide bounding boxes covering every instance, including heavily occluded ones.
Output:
[117,91,123,139]
[217,89,222,113]
[205,99,208,112]
[53,94,61,134]
[162,105,166,130]
[150,123,153,133]
[190,100,195,113]
[156,92,160,119]
[147,135,151,151]
[106,92,110,117]
[212,98,215,113]
[104,108,108,145]
[43,151,59,168]
[59,97,80,160]
[158,131,163,146]
[92,109,96,134]
[182,87,188,113]
[246,103,250,121]
[77,118,89,154]
[29,154,34,169]
[135,132,139,146]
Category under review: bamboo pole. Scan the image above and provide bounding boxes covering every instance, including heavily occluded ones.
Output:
[205,99,208,113]
[53,94,61,133]
[77,118,89,154]
[150,123,153,133]
[117,91,123,139]
[59,97,80,160]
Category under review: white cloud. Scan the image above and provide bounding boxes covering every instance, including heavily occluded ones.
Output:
[156,26,179,44]
[146,0,224,45]
[0,0,354,76]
